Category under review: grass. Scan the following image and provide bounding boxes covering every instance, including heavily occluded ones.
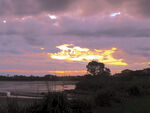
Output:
[94,96,150,113]
[0,97,39,113]
[0,92,92,113]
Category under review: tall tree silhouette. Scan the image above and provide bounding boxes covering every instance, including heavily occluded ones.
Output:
[86,61,110,76]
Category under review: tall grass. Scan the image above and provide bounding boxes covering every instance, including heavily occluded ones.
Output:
[0,92,92,113]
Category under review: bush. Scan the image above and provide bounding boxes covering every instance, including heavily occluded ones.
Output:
[95,90,112,106]
[26,93,71,113]
[127,86,141,96]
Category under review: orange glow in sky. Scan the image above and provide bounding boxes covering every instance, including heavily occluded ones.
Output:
[40,48,45,50]
[0,69,87,76]
[48,44,127,66]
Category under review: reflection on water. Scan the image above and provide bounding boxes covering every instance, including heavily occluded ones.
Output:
[0,81,76,93]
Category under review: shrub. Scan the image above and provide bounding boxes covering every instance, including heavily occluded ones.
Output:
[127,86,141,96]
[94,89,113,107]
[26,92,72,113]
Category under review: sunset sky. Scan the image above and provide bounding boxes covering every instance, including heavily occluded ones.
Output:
[0,0,150,76]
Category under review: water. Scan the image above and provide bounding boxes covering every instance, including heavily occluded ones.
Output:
[0,81,76,94]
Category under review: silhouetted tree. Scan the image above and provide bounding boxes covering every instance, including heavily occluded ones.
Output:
[86,61,110,76]
[104,67,111,75]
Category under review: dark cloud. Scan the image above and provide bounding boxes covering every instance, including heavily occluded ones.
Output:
[140,47,150,51]
[78,0,150,18]
[0,0,150,18]
[24,36,44,46]
[0,0,74,16]
[61,18,150,38]
[0,49,22,54]
[37,0,73,12]
[127,0,150,18]
[137,47,150,58]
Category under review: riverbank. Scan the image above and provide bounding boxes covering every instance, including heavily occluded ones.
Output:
[0,68,150,113]
[1,91,150,113]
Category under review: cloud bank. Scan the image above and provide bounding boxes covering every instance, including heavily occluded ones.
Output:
[0,0,150,75]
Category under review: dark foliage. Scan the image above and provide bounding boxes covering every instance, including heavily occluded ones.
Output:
[0,93,92,113]
[76,67,150,108]
[0,75,83,81]
[86,61,111,76]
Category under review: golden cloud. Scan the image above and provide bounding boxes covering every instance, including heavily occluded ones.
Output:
[48,44,127,66]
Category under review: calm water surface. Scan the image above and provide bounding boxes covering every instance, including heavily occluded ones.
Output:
[0,81,76,93]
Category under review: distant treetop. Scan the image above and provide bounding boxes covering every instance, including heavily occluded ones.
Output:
[86,61,111,76]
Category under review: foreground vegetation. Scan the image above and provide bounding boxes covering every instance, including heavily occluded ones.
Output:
[74,65,150,113]
[0,92,91,113]
[0,61,150,113]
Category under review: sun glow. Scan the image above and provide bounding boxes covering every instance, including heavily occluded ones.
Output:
[48,44,127,66]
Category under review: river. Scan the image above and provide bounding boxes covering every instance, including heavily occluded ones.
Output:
[0,81,76,98]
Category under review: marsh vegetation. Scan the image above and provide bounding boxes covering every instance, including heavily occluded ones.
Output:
[1,61,150,113]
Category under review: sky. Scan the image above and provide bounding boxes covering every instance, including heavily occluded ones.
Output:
[0,0,150,76]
